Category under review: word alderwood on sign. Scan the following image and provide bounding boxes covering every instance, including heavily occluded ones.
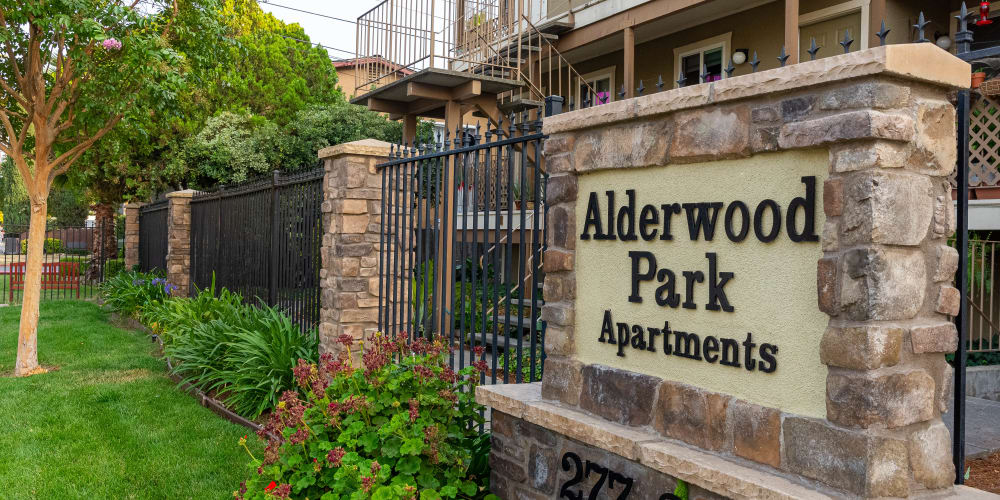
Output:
[574,150,829,417]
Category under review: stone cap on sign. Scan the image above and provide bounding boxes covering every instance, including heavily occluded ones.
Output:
[165,189,198,199]
[318,138,393,161]
[124,203,141,208]
[543,44,971,135]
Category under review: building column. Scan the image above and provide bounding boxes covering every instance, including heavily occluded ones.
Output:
[123,203,140,270]
[165,190,196,297]
[402,114,417,146]
[624,26,635,98]
[785,0,800,64]
[317,139,392,356]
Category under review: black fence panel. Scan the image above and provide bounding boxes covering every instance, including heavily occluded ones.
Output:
[1,220,120,305]
[378,116,549,387]
[139,199,168,273]
[189,169,324,332]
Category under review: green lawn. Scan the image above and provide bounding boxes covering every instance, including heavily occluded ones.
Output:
[0,301,260,499]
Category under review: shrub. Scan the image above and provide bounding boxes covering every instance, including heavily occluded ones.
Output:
[104,258,126,277]
[99,270,175,316]
[20,237,63,254]
[142,283,319,418]
[237,335,495,500]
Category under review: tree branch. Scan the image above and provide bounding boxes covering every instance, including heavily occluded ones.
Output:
[50,113,123,174]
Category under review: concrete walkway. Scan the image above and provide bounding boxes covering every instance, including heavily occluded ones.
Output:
[945,397,1000,459]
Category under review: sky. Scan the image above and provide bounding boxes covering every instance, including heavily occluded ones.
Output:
[257,0,379,61]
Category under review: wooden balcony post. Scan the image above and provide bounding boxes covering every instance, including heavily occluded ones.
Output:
[436,99,463,335]
[403,114,417,146]
[785,0,800,65]
[624,26,635,99]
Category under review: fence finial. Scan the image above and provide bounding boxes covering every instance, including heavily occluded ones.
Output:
[877,20,890,46]
[840,29,854,53]
[618,84,626,99]
[701,63,711,83]
[808,38,820,60]
[508,113,516,135]
[676,69,687,87]
[778,46,790,67]
[914,12,931,43]
[656,75,665,91]
[750,51,760,73]
[956,3,974,54]
[724,60,735,77]
[637,80,644,96]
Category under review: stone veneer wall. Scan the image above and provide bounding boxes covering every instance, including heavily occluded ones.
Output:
[165,190,196,297]
[123,203,139,270]
[316,139,393,356]
[522,45,970,498]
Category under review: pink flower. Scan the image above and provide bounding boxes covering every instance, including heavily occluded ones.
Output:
[102,38,122,51]
[326,447,346,466]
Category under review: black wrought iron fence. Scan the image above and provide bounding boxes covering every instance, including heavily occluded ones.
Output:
[139,199,168,273]
[189,169,324,332]
[378,115,548,385]
[0,221,120,305]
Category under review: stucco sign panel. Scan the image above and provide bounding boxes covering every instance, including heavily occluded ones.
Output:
[574,149,829,418]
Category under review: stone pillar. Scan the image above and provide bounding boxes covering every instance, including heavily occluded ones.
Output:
[123,203,140,270]
[477,44,989,499]
[317,139,392,356]
[165,190,196,297]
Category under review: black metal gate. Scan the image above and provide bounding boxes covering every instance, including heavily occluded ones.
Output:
[189,169,324,331]
[139,199,168,273]
[377,116,549,385]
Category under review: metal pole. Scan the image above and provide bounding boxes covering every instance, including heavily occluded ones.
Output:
[954,4,972,484]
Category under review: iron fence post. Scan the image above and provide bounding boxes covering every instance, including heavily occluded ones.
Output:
[954,5,973,484]
[270,170,280,307]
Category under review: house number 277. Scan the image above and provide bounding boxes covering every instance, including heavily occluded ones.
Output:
[558,452,685,500]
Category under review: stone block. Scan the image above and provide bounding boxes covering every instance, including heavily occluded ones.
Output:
[911,322,959,354]
[826,370,935,429]
[908,421,955,490]
[829,140,910,172]
[936,285,960,316]
[574,118,672,171]
[546,153,573,174]
[544,325,574,356]
[548,205,575,250]
[749,126,779,153]
[933,245,959,283]
[542,249,573,272]
[541,274,575,303]
[540,303,573,327]
[543,134,574,155]
[779,110,914,149]
[340,199,368,215]
[817,256,839,315]
[820,326,902,370]
[340,214,370,234]
[751,104,780,123]
[670,106,750,162]
[822,177,844,217]
[840,247,925,321]
[782,417,909,497]
[913,100,958,176]
[490,452,527,483]
[540,356,582,406]
[821,221,839,252]
[780,95,816,122]
[580,364,660,427]
[653,381,729,452]
[729,400,781,467]
[841,170,933,246]
[546,175,578,205]
[527,444,556,495]
[817,81,911,111]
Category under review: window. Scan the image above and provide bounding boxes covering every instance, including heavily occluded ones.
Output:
[578,67,615,107]
[673,33,731,88]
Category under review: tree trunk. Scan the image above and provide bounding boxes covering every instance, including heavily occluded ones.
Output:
[88,203,117,280]
[14,200,49,377]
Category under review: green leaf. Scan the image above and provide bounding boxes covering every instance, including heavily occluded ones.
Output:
[439,485,458,498]
[360,431,378,452]
[420,489,442,500]
[460,481,478,496]
[401,438,424,455]
[396,456,421,474]
[674,479,689,500]
[417,472,441,489]
[372,486,396,500]
[965,466,971,480]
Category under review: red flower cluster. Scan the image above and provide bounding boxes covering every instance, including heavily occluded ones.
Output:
[473,345,486,357]
[361,475,376,493]
[336,334,354,347]
[438,389,457,403]
[292,358,313,388]
[437,367,457,384]
[289,427,309,445]
[408,398,420,423]
[326,447,346,466]
[423,425,441,464]
[413,364,434,380]
[473,359,488,374]
[370,460,382,475]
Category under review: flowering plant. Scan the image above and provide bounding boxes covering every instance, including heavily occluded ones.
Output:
[238,334,496,500]
[100,270,174,316]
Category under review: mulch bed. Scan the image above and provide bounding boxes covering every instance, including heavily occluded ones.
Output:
[968,450,1000,494]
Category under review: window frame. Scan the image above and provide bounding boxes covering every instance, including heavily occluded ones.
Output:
[672,32,732,88]
[577,66,617,106]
